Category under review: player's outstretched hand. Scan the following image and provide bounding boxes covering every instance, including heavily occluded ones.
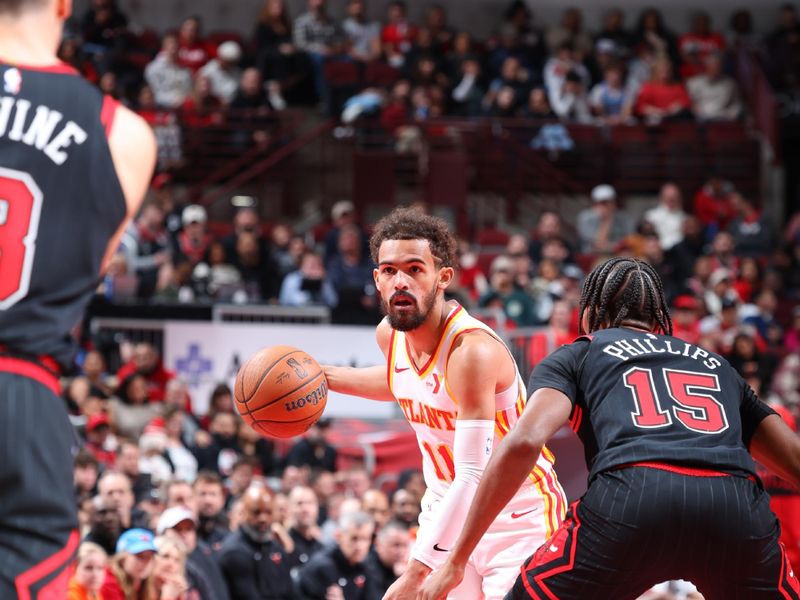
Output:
[417,561,465,600]
[383,566,427,600]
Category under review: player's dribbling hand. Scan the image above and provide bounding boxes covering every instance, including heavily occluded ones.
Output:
[417,561,465,600]
[383,564,429,600]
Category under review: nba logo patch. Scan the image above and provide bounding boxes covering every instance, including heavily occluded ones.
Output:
[4,68,21,94]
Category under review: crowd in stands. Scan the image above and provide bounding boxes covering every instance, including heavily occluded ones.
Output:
[62,1,800,160]
[60,2,800,598]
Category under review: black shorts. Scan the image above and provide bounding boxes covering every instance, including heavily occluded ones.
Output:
[0,359,79,599]
[507,464,800,600]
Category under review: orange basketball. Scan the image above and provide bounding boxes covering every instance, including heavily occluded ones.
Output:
[234,345,328,439]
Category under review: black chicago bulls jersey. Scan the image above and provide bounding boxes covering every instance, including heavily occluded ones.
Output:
[529,327,776,481]
[0,62,126,368]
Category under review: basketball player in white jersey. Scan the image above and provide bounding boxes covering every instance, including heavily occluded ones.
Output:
[324,207,566,599]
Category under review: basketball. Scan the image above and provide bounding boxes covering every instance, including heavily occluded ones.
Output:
[234,346,328,439]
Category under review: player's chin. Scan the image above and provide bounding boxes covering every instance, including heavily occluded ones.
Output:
[388,311,421,332]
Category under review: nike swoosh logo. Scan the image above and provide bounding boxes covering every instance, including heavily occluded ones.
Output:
[433,543,449,552]
[511,508,537,519]
[394,365,410,373]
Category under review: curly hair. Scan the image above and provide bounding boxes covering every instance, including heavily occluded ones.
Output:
[369,207,457,268]
[579,257,673,335]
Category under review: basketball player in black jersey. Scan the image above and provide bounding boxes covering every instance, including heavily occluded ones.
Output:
[421,258,800,600]
[0,0,156,596]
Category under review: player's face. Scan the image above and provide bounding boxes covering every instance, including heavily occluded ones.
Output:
[375,239,451,332]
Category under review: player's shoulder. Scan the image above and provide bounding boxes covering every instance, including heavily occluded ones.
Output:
[447,327,507,370]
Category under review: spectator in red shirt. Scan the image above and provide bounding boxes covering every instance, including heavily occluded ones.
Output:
[180,74,223,128]
[381,0,418,67]
[633,57,692,123]
[116,342,175,403]
[678,11,726,79]
[85,413,116,468]
[693,174,737,232]
[671,294,702,344]
[177,15,214,72]
[528,299,578,367]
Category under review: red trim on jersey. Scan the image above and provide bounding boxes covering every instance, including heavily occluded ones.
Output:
[15,529,79,600]
[405,305,463,375]
[100,95,120,138]
[0,356,60,396]
[618,461,752,480]
[522,500,581,599]
[11,61,78,75]
[778,541,800,598]
[568,404,583,432]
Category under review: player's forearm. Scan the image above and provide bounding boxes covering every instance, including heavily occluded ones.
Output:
[322,365,394,401]
[449,432,542,566]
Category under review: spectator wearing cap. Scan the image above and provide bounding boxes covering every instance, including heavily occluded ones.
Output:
[364,520,411,598]
[644,182,688,251]
[704,267,741,318]
[199,40,243,104]
[193,471,230,551]
[324,200,369,265]
[218,486,294,599]
[85,413,116,468]
[297,511,375,600]
[672,295,702,344]
[175,204,211,268]
[286,420,338,472]
[101,528,158,599]
[158,506,230,600]
[139,419,173,487]
[576,184,635,253]
[144,32,193,108]
[686,51,742,121]
[478,255,541,327]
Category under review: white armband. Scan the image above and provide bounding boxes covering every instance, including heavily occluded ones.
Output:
[411,419,494,569]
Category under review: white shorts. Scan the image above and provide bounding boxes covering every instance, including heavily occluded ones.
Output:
[416,483,562,600]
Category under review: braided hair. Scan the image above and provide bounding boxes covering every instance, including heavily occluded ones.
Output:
[578,257,673,335]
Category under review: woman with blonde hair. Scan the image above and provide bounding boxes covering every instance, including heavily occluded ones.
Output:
[149,537,189,600]
[68,542,108,600]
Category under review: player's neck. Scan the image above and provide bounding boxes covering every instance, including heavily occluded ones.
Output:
[0,12,61,67]
[404,298,455,359]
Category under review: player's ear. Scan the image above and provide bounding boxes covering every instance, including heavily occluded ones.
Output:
[438,266,454,289]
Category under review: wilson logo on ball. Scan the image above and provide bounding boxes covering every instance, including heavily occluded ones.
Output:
[285,379,328,412]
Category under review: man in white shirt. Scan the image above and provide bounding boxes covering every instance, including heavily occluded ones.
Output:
[144,32,192,108]
[199,41,242,105]
[644,182,688,250]
[687,52,742,121]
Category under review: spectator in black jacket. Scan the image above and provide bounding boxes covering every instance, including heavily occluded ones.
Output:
[363,521,411,598]
[218,486,294,600]
[286,486,324,573]
[192,412,241,476]
[296,511,375,600]
[285,419,337,472]
[193,471,230,551]
[84,496,123,556]
[157,506,231,600]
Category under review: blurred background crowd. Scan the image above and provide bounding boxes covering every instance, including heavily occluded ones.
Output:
[62,1,800,599]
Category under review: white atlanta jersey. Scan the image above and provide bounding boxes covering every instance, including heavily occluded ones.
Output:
[387,304,567,598]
